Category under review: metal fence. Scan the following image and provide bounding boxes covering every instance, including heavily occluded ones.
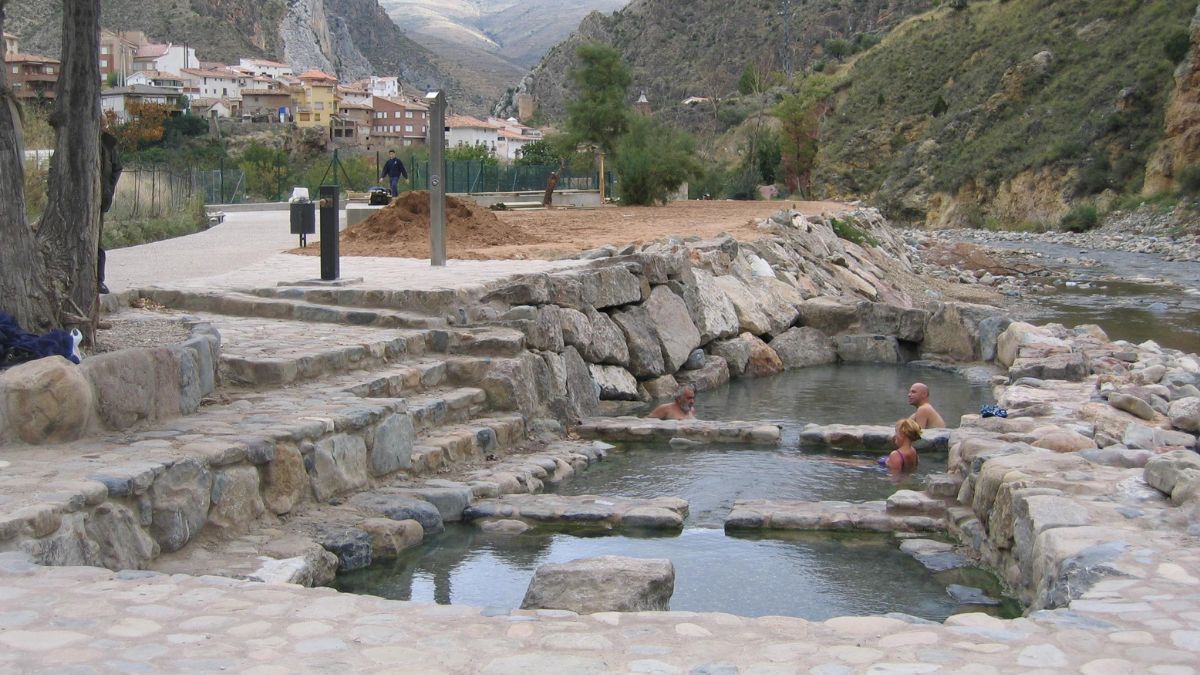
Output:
[109,166,246,221]
[403,160,613,195]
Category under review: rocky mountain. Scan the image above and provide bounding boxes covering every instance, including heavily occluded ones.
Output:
[499,0,933,121]
[516,0,1200,228]
[379,0,626,68]
[6,0,478,109]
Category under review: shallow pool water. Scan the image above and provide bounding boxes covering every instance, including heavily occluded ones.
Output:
[333,526,1019,620]
[693,363,995,440]
[336,364,1015,620]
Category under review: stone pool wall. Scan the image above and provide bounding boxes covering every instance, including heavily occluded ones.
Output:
[0,320,220,445]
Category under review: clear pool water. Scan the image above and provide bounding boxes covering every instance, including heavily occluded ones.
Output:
[335,365,1015,620]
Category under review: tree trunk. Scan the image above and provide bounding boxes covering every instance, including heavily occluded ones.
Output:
[0,0,56,330]
[37,0,102,337]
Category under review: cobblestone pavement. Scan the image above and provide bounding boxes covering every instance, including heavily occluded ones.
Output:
[2,538,1198,674]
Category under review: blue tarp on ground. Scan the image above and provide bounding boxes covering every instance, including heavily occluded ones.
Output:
[0,312,78,367]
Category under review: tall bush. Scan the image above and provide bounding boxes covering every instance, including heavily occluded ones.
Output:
[614,116,701,205]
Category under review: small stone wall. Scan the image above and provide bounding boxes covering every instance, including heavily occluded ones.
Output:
[575,417,782,444]
[0,320,220,445]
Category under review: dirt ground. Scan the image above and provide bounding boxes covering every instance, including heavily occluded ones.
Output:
[298,198,852,260]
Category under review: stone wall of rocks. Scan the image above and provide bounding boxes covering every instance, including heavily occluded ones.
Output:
[945,323,1200,608]
[468,209,1009,417]
[0,321,220,445]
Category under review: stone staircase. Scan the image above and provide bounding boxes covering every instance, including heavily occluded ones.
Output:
[0,286,574,584]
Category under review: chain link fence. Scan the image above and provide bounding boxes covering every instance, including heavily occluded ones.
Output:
[109,166,246,223]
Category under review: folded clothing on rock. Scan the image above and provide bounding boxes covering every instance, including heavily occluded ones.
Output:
[0,312,80,367]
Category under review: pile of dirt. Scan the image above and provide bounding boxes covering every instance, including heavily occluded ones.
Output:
[293,191,542,260]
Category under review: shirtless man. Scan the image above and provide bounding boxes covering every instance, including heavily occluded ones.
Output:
[648,386,696,420]
[907,382,946,429]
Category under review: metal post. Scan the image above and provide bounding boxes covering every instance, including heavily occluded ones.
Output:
[319,184,339,280]
[426,90,447,266]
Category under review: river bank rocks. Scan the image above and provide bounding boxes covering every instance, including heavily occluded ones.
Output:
[521,555,676,613]
[467,208,1009,417]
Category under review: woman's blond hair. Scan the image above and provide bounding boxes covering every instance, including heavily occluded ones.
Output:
[895,418,923,442]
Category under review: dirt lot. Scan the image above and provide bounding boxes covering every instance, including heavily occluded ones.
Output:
[484,200,849,259]
[294,198,848,260]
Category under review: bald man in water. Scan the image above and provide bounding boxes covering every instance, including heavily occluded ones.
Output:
[648,386,696,420]
[907,382,946,429]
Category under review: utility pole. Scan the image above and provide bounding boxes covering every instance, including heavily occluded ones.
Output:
[426,90,447,266]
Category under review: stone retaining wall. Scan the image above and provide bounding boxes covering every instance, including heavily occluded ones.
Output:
[457,209,1010,416]
[0,320,220,445]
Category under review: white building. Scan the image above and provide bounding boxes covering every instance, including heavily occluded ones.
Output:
[446,114,502,152]
[180,67,247,101]
[238,58,293,80]
[126,70,184,92]
[132,43,197,75]
[100,85,178,121]
[369,76,399,98]
[496,118,543,162]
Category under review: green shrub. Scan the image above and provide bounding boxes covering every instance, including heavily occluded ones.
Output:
[614,116,702,205]
[1059,205,1101,232]
[1178,165,1200,195]
[830,217,879,246]
[103,196,207,249]
[1164,30,1191,63]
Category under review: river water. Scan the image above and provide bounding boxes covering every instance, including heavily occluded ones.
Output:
[334,365,1018,620]
[987,240,1200,353]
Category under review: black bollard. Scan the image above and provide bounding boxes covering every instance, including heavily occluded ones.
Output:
[319,184,339,281]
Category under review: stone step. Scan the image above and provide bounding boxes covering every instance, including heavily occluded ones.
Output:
[140,288,448,329]
[428,326,527,357]
[410,415,527,475]
[406,387,489,433]
[575,417,782,444]
[339,359,453,399]
[724,499,946,534]
[463,493,689,530]
[885,489,948,517]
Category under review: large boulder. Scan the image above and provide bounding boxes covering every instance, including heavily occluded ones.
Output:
[348,491,445,534]
[80,348,181,430]
[559,308,593,350]
[748,277,803,336]
[0,356,94,444]
[1123,422,1197,451]
[996,322,1066,368]
[581,265,643,309]
[308,433,370,501]
[582,307,629,366]
[708,333,755,377]
[770,327,837,369]
[561,346,601,420]
[1144,450,1200,503]
[714,275,774,335]
[1108,393,1156,421]
[922,302,1004,362]
[644,285,702,372]
[1169,397,1200,432]
[1030,427,1098,453]
[674,355,730,392]
[796,297,859,335]
[611,306,666,377]
[148,458,213,553]
[686,269,740,344]
[369,413,416,476]
[589,365,640,401]
[520,556,675,613]
[834,335,904,363]
[745,335,784,378]
[263,443,310,515]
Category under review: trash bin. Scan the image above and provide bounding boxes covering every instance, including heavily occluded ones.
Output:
[290,201,315,235]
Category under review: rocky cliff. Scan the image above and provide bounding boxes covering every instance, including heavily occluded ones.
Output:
[497,0,932,120]
[6,0,460,101]
[1144,3,1200,195]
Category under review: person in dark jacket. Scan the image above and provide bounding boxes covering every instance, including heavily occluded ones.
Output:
[98,129,122,295]
[381,150,408,196]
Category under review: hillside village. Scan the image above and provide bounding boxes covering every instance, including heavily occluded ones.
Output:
[4,28,542,160]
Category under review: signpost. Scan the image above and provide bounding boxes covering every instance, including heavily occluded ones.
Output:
[426,90,447,266]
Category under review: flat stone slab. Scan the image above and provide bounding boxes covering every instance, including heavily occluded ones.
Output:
[725,499,946,533]
[464,493,689,530]
[575,417,781,444]
[797,423,952,452]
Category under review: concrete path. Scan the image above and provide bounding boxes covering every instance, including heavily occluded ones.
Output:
[105,209,580,294]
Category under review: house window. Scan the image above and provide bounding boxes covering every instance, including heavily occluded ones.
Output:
[403,139,411,146]
[314,113,321,121]
[101,46,110,55]
[315,102,323,110]
[11,65,18,74]
[405,125,413,132]
[394,111,402,118]
[100,59,108,68]
[405,111,413,118]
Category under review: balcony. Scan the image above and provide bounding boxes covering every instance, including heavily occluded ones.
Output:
[20,71,57,83]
